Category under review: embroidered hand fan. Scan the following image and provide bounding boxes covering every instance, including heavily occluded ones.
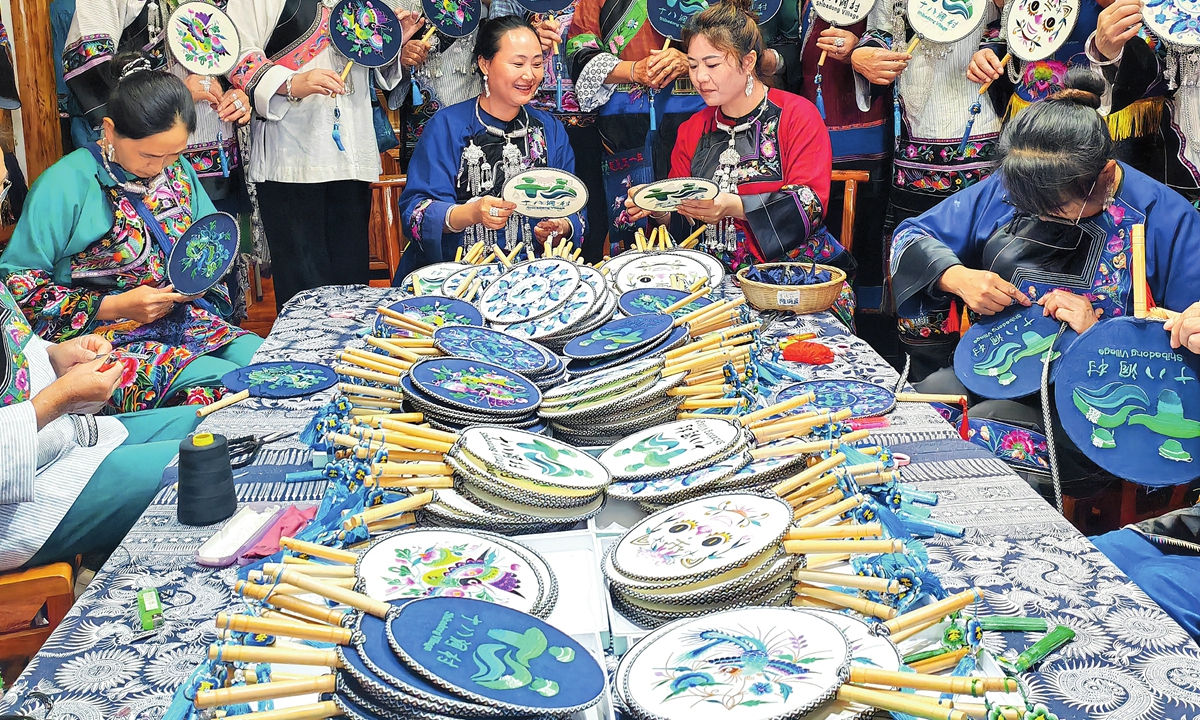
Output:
[562,313,674,360]
[196,361,338,417]
[1055,316,1200,486]
[906,0,987,44]
[501,169,588,219]
[1005,0,1080,61]
[953,303,1076,400]
[619,287,713,317]
[167,2,241,76]
[166,212,239,296]
[422,0,482,37]
[1145,0,1200,49]
[330,0,404,67]
[630,178,720,212]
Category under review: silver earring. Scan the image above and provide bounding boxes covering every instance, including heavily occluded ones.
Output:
[483,75,490,98]
[745,74,754,96]
[106,143,115,162]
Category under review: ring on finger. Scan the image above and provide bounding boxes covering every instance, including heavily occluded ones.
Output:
[489,207,500,217]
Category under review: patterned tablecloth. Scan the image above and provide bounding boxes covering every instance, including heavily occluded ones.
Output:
[3,284,1199,720]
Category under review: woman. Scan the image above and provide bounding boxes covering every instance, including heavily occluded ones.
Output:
[396,16,585,279]
[851,0,1003,318]
[798,0,891,295]
[889,70,1200,491]
[0,58,261,413]
[0,280,205,571]
[224,0,421,309]
[624,0,855,325]
[487,4,611,262]
[62,0,252,212]
[1087,0,1199,205]
[566,0,719,253]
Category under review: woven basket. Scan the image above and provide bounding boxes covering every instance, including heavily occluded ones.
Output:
[736,263,846,314]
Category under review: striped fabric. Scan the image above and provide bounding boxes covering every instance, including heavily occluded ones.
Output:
[0,335,127,571]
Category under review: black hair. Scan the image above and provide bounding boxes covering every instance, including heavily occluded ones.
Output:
[998,68,1113,217]
[682,0,766,77]
[473,15,541,71]
[105,52,196,139]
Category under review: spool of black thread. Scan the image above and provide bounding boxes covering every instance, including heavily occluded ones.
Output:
[177,432,237,526]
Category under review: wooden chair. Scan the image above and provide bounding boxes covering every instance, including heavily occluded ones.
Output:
[830,169,870,254]
[0,563,74,670]
[368,175,408,281]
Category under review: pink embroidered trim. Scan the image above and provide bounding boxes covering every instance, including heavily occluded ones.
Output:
[276,7,332,71]
[230,50,271,92]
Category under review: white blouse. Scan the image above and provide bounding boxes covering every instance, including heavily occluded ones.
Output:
[225,0,407,184]
[0,337,126,571]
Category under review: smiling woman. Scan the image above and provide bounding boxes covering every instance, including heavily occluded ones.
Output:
[395,16,587,280]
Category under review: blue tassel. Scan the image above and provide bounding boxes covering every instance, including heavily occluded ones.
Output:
[815,74,826,120]
[958,102,980,157]
[555,58,564,112]
[332,104,346,152]
[893,87,902,141]
[900,487,938,506]
[217,130,229,178]
[649,90,657,132]
[412,80,424,106]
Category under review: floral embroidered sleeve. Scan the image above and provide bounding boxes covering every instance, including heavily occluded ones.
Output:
[61,0,124,126]
[4,271,103,342]
[225,0,296,122]
[395,110,461,262]
[743,98,836,261]
[566,0,622,112]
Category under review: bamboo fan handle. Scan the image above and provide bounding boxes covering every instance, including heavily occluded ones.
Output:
[909,647,971,675]
[216,612,353,645]
[977,53,1010,95]
[235,581,347,626]
[263,567,391,618]
[837,685,966,720]
[373,475,455,489]
[196,389,251,417]
[773,452,846,497]
[279,537,358,565]
[740,393,816,426]
[275,561,357,578]
[1132,223,1148,319]
[367,417,459,443]
[371,461,454,477]
[335,365,403,387]
[231,701,342,720]
[882,588,983,635]
[849,667,1015,696]
[796,493,864,528]
[208,643,342,668]
[787,523,882,540]
[791,488,846,520]
[905,36,920,54]
[195,675,337,709]
[337,382,405,399]
[340,61,354,82]
[793,568,898,593]
[784,538,905,555]
[793,584,898,619]
[661,286,712,316]
[345,490,435,530]
[886,613,945,644]
[895,392,966,405]
[818,49,827,65]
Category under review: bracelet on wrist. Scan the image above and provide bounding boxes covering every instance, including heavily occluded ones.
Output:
[285,75,300,103]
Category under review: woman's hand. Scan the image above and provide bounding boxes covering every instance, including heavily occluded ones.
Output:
[851,47,911,85]
[1165,302,1200,354]
[1094,0,1142,60]
[623,186,656,222]
[1040,289,1103,334]
[937,266,1032,315]
[398,9,425,45]
[46,335,113,377]
[816,29,858,63]
[401,39,431,68]
[216,88,252,124]
[469,196,517,231]
[534,218,572,243]
[534,16,562,53]
[676,193,744,224]
[184,74,223,107]
[287,69,346,98]
[100,284,190,325]
[38,356,124,421]
[645,47,689,89]
[967,48,1006,84]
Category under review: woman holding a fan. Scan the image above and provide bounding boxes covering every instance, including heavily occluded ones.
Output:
[396,16,586,278]
[0,58,261,414]
[623,0,856,326]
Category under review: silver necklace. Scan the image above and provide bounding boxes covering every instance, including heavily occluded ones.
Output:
[707,90,768,253]
[456,101,534,251]
[98,143,161,197]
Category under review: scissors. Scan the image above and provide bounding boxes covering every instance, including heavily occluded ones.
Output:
[227,430,297,468]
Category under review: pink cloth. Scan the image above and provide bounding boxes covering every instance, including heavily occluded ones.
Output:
[244,505,317,559]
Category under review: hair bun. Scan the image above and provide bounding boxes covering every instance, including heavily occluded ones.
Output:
[1049,68,1104,109]
[723,0,758,16]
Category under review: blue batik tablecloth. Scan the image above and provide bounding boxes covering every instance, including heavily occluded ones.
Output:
[2,284,1199,720]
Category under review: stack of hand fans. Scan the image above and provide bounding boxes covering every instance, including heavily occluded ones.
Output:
[539,357,687,445]
[399,356,544,434]
[479,258,617,352]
